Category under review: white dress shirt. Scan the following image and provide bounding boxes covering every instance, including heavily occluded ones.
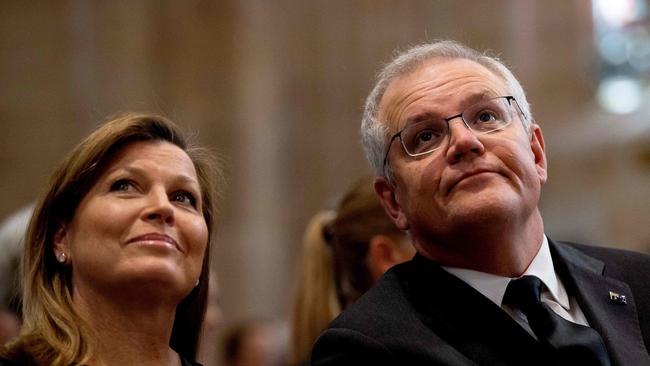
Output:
[441,235,589,337]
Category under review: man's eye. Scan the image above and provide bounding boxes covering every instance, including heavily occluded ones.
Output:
[171,191,197,208]
[477,111,498,123]
[412,128,443,148]
[110,179,134,192]
[416,130,435,143]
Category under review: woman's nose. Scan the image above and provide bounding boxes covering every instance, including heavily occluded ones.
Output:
[142,188,175,225]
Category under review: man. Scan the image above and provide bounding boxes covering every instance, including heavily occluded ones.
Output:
[311,40,650,366]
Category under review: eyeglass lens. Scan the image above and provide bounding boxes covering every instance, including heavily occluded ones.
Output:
[400,97,516,156]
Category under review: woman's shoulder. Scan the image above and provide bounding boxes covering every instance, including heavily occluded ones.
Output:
[0,357,27,366]
[0,345,35,366]
[181,356,203,366]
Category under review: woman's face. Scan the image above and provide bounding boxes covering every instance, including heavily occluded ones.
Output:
[54,140,208,303]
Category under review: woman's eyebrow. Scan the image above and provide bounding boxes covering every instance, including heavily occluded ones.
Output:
[103,165,200,188]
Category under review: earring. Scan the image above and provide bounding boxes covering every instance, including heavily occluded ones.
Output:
[195,279,200,287]
[57,252,67,263]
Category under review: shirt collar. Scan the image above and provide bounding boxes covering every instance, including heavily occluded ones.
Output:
[441,235,570,310]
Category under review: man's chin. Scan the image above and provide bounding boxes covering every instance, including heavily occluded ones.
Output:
[446,192,521,222]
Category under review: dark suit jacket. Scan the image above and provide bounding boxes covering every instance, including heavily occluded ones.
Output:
[311,239,650,366]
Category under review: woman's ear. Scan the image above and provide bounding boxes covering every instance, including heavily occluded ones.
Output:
[53,224,70,264]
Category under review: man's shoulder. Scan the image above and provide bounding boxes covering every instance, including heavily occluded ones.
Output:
[329,261,417,332]
[312,260,466,365]
[554,240,650,271]
[552,239,650,290]
[323,258,451,350]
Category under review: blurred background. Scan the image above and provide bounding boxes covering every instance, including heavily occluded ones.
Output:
[1,0,649,364]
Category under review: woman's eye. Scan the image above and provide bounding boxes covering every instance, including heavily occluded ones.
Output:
[109,179,134,192]
[171,191,197,208]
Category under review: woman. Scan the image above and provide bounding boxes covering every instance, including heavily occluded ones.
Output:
[289,177,415,365]
[0,113,221,366]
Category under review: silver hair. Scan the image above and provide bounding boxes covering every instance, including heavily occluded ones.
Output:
[360,40,533,177]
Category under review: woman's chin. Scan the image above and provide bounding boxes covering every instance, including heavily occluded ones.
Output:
[88,265,196,302]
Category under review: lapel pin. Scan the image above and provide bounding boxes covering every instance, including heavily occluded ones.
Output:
[609,291,627,305]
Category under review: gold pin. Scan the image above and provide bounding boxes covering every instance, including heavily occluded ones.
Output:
[609,291,627,305]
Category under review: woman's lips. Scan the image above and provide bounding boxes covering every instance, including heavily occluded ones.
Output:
[126,233,181,251]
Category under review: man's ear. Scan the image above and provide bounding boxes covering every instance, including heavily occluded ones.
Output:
[530,123,547,185]
[374,176,409,231]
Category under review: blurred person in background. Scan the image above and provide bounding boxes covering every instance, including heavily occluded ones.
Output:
[221,320,288,366]
[0,113,222,366]
[0,204,33,345]
[312,40,650,365]
[290,177,414,365]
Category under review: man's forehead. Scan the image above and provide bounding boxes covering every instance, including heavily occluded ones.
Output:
[377,58,506,129]
[385,57,502,95]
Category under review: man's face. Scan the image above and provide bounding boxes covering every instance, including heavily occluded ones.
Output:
[374,58,547,253]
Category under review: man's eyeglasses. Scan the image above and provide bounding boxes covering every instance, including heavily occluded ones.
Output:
[382,96,523,174]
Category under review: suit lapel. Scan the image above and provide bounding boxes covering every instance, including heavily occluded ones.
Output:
[403,255,553,366]
[550,240,650,366]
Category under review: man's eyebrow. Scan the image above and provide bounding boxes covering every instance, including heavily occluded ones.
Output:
[404,112,440,125]
[403,91,497,125]
[458,90,496,105]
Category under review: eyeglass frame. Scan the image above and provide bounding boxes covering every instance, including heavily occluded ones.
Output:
[381,95,524,176]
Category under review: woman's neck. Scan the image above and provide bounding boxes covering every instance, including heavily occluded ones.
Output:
[72,282,181,366]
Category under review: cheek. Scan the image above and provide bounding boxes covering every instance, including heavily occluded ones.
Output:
[495,142,539,188]
[417,158,443,190]
[186,217,209,255]
[517,146,538,176]
[188,221,209,276]
[409,157,445,207]
[397,158,445,211]
[70,201,127,247]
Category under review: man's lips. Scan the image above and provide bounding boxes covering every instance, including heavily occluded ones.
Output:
[446,169,498,194]
[126,233,181,252]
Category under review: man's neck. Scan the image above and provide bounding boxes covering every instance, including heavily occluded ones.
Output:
[414,209,545,277]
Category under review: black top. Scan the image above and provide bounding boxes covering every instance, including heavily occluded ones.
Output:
[0,355,202,366]
[182,356,203,366]
[0,358,26,366]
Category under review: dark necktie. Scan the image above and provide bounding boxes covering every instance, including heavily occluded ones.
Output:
[503,275,611,365]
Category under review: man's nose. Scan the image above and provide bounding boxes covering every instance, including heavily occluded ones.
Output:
[445,118,485,163]
[142,188,175,225]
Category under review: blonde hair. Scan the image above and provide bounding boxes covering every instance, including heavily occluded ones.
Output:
[1,113,222,365]
[289,177,406,364]
[289,210,340,365]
